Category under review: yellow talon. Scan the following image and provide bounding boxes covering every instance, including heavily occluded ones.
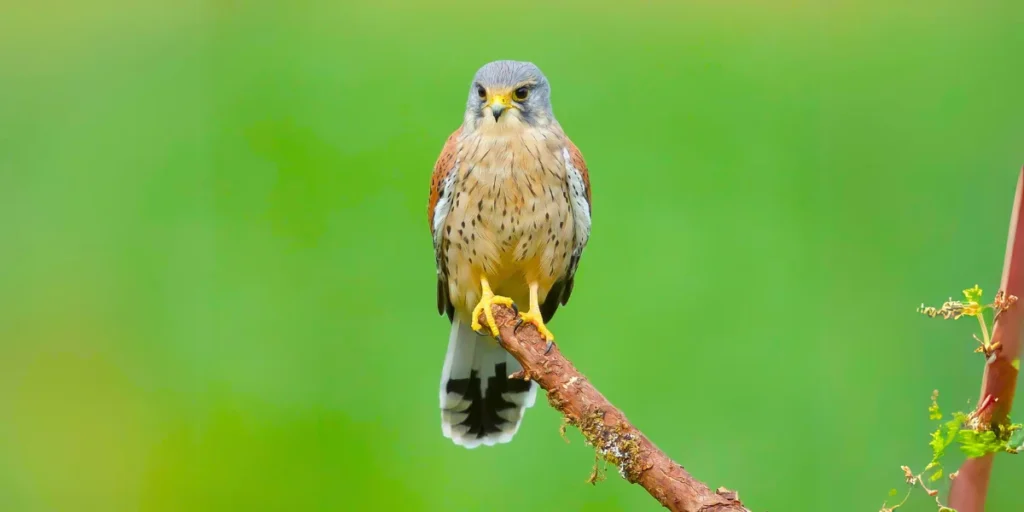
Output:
[518,310,555,341]
[514,281,555,341]
[471,277,515,338]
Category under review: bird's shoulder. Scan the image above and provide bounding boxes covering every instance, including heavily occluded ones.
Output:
[428,125,463,230]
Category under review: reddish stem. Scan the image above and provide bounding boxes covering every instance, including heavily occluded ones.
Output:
[947,168,1024,511]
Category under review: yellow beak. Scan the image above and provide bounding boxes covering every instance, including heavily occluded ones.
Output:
[486,94,512,121]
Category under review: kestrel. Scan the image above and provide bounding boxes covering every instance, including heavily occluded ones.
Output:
[428,61,592,448]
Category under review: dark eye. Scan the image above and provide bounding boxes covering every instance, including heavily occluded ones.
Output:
[476,86,486,99]
[513,87,529,101]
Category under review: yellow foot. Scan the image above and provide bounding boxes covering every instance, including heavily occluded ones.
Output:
[471,292,515,338]
[516,310,555,342]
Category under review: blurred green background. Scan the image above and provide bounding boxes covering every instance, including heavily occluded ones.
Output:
[2,0,1022,510]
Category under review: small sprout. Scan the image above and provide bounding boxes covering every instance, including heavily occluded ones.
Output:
[962,302,981,317]
[892,286,1020,509]
[929,390,943,420]
[975,340,1003,359]
[901,465,916,485]
[963,285,983,303]
[961,285,983,314]
[993,290,1017,314]
[559,418,571,444]
[1005,424,1024,453]
[586,452,606,485]
[882,483,914,511]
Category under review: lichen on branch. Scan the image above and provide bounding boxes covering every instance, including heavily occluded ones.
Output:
[476,302,749,512]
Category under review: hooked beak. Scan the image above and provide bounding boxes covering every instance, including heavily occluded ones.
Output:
[486,94,512,121]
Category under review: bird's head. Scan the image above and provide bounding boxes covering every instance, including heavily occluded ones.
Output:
[465,60,553,130]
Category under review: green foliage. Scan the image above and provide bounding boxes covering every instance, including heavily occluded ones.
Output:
[962,285,984,305]
[885,286,1023,511]
[925,408,967,483]
[957,429,1003,458]
[1009,426,1024,453]
[926,423,947,465]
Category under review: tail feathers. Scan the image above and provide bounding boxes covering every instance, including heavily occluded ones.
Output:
[439,315,537,448]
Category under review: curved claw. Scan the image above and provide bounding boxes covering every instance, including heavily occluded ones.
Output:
[471,293,515,339]
[516,310,555,342]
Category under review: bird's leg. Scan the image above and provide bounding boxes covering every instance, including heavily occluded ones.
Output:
[471,277,515,338]
[516,282,555,342]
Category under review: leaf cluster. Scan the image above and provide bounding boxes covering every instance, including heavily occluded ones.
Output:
[883,286,1022,512]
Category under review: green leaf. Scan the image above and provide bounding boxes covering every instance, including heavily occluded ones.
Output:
[963,285,983,303]
[929,426,946,463]
[889,488,898,497]
[930,468,944,482]
[929,414,965,466]
[1013,359,1020,371]
[1008,426,1024,452]
[958,429,1004,458]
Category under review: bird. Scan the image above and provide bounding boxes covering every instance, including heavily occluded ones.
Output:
[427,60,592,448]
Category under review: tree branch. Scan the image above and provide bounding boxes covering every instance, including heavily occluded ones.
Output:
[477,304,749,512]
[947,167,1024,512]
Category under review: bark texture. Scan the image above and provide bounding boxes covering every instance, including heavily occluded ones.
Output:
[478,304,749,512]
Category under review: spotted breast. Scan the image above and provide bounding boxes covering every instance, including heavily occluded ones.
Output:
[441,127,575,314]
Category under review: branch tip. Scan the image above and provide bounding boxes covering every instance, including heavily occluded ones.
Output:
[477,302,750,512]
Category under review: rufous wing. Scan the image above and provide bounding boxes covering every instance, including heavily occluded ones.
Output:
[541,135,592,322]
[564,137,591,211]
[429,126,462,320]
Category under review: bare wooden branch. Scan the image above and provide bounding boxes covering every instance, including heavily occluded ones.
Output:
[477,304,749,512]
[948,167,1024,512]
